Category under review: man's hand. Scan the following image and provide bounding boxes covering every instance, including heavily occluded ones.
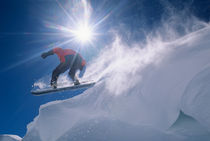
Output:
[41,50,54,59]
[41,52,48,59]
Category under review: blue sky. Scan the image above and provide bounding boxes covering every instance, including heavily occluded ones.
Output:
[0,0,209,137]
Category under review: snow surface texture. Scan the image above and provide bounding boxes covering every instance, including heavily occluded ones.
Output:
[22,24,210,141]
[0,134,22,141]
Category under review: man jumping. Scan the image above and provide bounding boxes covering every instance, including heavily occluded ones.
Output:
[41,47,86,88]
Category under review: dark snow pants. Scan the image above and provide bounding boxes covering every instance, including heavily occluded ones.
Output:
[51,54,83,84]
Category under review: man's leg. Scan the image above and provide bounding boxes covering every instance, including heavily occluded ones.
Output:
[68,55,82,85]
[79,65,86,78]
[68,67,80,85]
[51,63,68,88]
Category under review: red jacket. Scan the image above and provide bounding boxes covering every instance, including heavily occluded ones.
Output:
[53,47,86,66]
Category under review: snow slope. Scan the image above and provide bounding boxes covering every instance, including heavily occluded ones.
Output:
[22,25,210,141]
[170,112,210,141]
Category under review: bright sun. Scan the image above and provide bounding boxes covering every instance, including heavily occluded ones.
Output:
[73,24,93,43]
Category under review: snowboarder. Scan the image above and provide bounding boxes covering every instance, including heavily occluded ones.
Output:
[41,47,86,88]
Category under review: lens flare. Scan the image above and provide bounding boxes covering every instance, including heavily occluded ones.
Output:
[73,23,93,43]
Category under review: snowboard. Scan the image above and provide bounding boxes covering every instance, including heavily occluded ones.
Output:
[31,80,95,96]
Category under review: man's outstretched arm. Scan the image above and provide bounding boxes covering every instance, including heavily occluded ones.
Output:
[41,50,54,59]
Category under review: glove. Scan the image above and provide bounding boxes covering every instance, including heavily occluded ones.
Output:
[41,52,48,59]
[41,50,54,59]
[79,65,86,78]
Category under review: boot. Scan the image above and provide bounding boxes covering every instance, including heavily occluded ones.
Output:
[74,79,80,85]
[51,81,57,89]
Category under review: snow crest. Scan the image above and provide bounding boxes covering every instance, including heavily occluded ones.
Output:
[0,134,22,141]
[23,25,210,141]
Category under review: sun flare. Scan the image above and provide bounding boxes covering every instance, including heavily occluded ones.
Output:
[73,23,93,43]
[45,0,110,46]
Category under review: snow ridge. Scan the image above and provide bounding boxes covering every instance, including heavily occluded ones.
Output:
[22,25,210,141]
